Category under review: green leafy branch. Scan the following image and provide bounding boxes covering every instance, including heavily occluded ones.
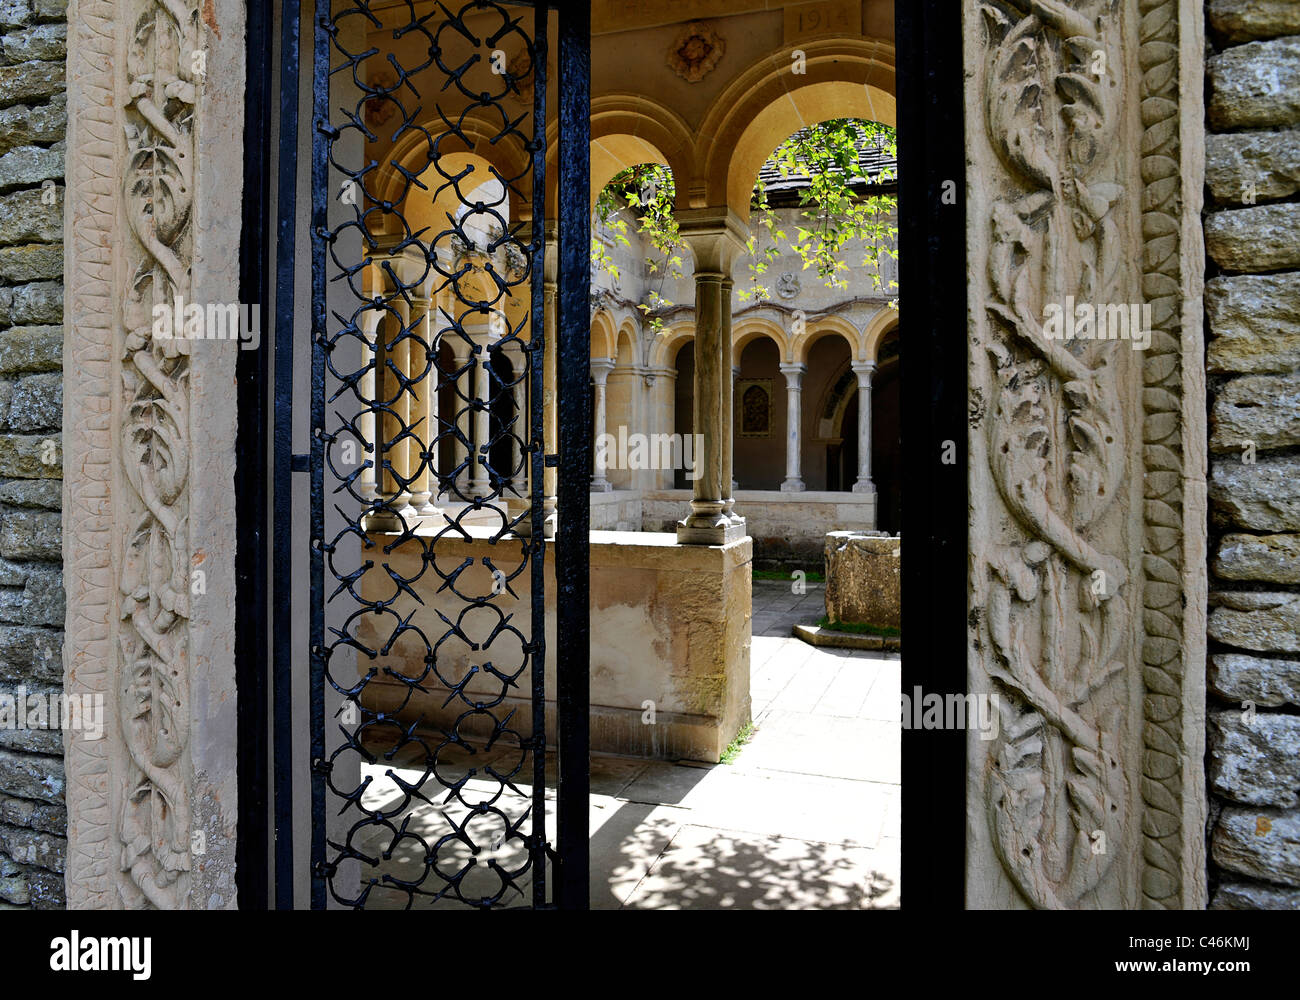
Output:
[592,163,683,332]
[743,119,898,304]
[589,120,899,328]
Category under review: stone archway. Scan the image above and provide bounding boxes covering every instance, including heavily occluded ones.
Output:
[50,0,1219,911]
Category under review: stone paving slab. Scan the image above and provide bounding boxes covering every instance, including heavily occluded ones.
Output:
[620,824,897,910]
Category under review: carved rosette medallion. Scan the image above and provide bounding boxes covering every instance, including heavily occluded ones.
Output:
[667,21,725,83]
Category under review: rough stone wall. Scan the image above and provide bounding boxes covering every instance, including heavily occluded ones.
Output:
[0,0,65,910]
[1204,0,1300,909]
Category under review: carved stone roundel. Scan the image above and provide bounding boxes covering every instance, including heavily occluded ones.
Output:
[667,21,725,83]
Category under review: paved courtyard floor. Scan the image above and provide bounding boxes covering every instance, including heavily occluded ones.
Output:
[586,579,900,909]
[356,578,900,909]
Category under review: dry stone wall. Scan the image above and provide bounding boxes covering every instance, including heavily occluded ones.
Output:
[0,0,65,911]
[1205,0,1300,910]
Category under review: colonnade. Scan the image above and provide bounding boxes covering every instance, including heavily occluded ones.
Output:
[361,215,878,542]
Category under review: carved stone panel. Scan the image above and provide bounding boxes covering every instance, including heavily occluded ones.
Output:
[63,0,245,909]
[965,0,1207,909]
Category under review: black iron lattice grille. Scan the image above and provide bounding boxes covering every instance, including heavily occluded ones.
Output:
[310,0,551,910]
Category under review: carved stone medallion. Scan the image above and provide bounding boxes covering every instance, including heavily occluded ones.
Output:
[667,21,725,83]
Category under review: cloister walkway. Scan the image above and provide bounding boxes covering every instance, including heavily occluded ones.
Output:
[588,579,900,908]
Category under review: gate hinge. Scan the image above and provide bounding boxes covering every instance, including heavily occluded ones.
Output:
[544,454,559,468]
[291,453,310,472]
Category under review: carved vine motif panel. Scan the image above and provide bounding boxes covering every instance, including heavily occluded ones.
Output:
[65,0,243,910]
[116,0,200,910]
[965,0,1203,909]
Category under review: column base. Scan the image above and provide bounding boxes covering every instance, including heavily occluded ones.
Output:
[780,479,806,493]
[677,521,747,546]
[509,497,557,539]
[364,502,413,534]
[677,503,746,545]
[409,492,440,517]
[851,480,877,495]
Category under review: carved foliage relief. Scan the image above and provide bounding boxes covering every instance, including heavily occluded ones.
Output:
[968,0,1199,910]
[969,0,1141,909]
[117,0,199,908]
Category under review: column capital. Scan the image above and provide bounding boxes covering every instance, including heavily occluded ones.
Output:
[779,362,807,386]
[851,359,878,381]
[677,207,749,275]
[590,356,616,383]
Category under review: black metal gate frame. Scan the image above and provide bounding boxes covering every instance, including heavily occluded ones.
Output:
[268,0,590,910]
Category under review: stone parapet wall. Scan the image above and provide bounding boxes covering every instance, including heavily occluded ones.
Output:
[360,530,752,762]
[0,0,65,911]
[639,489,875,566]
[1205,0,1300,909]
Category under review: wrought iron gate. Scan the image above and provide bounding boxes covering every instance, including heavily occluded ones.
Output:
[274,0,590,910]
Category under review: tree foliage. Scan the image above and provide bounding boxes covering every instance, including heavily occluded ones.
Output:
[591,119,898,327]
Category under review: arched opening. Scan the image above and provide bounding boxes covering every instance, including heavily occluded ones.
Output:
[734,334,784,490]
[809,333,855,491]
[487,347,521,495]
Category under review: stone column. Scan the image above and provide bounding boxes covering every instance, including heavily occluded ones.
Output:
[510,221,556,539]
[369,269,412,531]
[779,363,806,493]
[508,342,527,493]
[358,306,381,503]
[851,361,876,495]
[451,339,472,496]
[590,357,615,492]
[677,209,747,545]
[721,279,740,522]
[469,331,491,497]
[408,282,438,515]
[655,367,678,490]
[730,363,740,497]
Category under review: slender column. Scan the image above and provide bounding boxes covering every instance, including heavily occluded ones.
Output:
[408,283,436,515]
[515,223,556,538]
[469,333,491,496]
[589,358,615,491]
[730,363,740,497]
[852,360,877,495]
[508,343,527,492]
[658,368,678,490]
[721,278,740,522]
[427,295,443,507]
[369,272,412,530]
[780,362,807,493]
[358,307,381,503]
[676,209,747,545]
[451,340,472,496]
[678,270,727,537]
